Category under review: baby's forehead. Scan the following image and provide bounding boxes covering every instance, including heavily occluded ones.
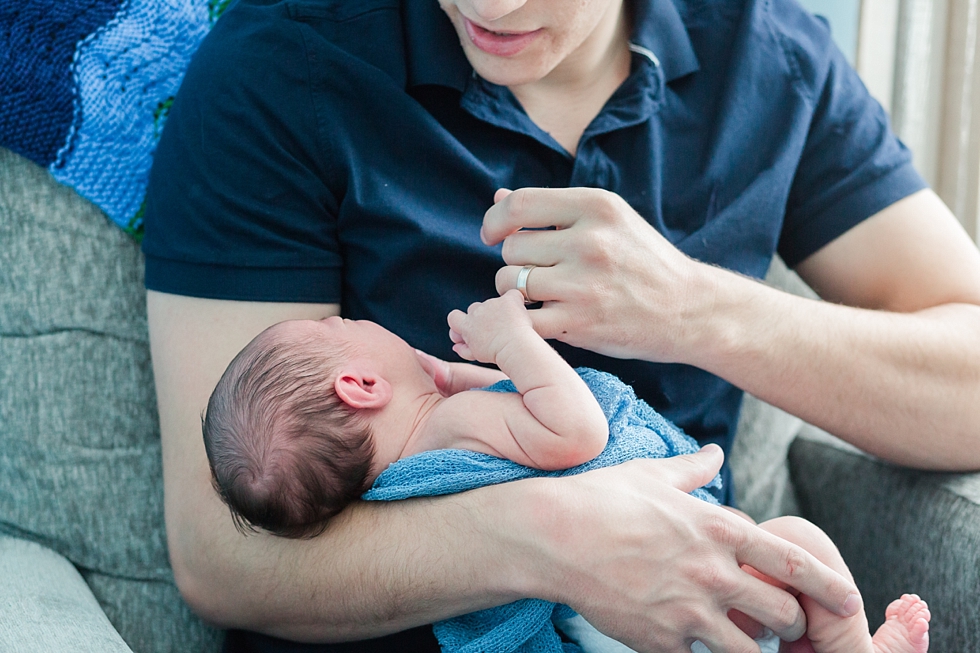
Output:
[265,319,315,340]
[263,320,324,346]
[259,319,356,356]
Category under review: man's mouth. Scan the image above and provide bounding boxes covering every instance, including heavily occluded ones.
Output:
[462,17,542,57]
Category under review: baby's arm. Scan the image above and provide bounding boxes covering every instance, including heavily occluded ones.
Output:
[446,290,608,469]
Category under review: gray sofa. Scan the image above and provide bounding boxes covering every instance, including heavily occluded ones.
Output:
[1,145,977,651]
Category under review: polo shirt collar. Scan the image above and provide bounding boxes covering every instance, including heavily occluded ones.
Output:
[630,0,699,82]
[402,0,700,90]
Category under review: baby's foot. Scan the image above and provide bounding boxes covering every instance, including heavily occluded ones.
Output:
[871,594,930,653]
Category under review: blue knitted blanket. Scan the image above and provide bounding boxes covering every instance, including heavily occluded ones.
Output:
[363,368,722,653]
[0,0,230,239]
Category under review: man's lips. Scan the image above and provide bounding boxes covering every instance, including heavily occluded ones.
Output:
[463,17,542,57]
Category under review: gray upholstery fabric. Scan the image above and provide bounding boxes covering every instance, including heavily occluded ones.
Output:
[82,570,223,653]
[0,534,133,652]
[0,147,222,652]
[731,393,803,521]
[792,429,980,652]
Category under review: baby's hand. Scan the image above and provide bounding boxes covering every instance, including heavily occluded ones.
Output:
[414,349,455,396]
[447,290,535,364]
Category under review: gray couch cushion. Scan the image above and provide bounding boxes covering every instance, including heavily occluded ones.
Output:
[82,571,223,653]
[0,535,133,652]
[730,393,802,521]
[791,428,980,652]
[0,144,165,575]
[0,147,221,651]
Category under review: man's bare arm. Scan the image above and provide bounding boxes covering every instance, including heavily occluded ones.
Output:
[148,290,858,648]
[696,190,980,469]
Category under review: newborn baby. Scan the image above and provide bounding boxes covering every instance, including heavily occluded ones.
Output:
[203,290,929,653]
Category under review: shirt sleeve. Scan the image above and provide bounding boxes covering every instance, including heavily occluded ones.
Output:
[777,8,927,269]
[142,4,343,303]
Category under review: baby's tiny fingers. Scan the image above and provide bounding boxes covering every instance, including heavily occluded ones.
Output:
[449,328,464,345]
[447,309,467,328]
[453,343,474,360]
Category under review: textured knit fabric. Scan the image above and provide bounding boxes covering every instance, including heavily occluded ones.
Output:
[363,368,721,653]
[0,0,228,237]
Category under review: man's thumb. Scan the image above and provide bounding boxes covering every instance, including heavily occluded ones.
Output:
[662,444,724,494]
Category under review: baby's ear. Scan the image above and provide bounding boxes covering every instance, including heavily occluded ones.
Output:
[334,366,393,410]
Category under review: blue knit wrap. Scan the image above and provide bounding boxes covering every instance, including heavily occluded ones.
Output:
[0,0,229,237]
[363,368,721,653]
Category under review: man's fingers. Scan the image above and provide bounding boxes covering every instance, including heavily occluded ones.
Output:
[493,188,513,204]
[495,264,559,303]
[726,574,808,641]
[727,608,766,640]
[499,229,567,267]
[482,187,589,245]
[694,618,766,653]
[736,531,860,619]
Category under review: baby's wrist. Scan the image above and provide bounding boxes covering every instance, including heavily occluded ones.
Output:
[490,329,538,378]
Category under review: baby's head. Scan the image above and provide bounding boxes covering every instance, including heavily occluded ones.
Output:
[203,320,376,539]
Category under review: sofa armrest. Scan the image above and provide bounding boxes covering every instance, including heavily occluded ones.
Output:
[789,427,980,652]
[0,535,133,652]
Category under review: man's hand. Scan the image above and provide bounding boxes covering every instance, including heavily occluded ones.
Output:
[540,445,861,652]
[447,289,536,364]
[482,187,705,363]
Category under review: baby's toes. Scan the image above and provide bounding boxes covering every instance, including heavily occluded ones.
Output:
[884,597,906,621]
[899,595,929,621]
[886,594,921,621]
[898,596,930,645]
[909,617,929,642]
[907,598,930,625]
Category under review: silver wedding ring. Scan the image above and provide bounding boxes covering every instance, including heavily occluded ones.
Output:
[516,265,536,304]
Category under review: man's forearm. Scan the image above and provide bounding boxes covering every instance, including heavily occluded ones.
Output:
[686,266,980,470]
[168,471,542,640]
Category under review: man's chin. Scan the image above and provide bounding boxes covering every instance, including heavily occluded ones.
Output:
[459,44,558,88]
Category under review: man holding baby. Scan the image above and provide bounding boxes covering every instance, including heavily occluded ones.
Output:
[142,0,980,651]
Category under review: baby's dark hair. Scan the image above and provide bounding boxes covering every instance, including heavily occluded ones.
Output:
[202,324,375,539]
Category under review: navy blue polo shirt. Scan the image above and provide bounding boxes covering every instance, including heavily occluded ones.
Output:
[144,0,924,510]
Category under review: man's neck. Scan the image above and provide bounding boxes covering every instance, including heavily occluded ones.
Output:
[508,1,631,155]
